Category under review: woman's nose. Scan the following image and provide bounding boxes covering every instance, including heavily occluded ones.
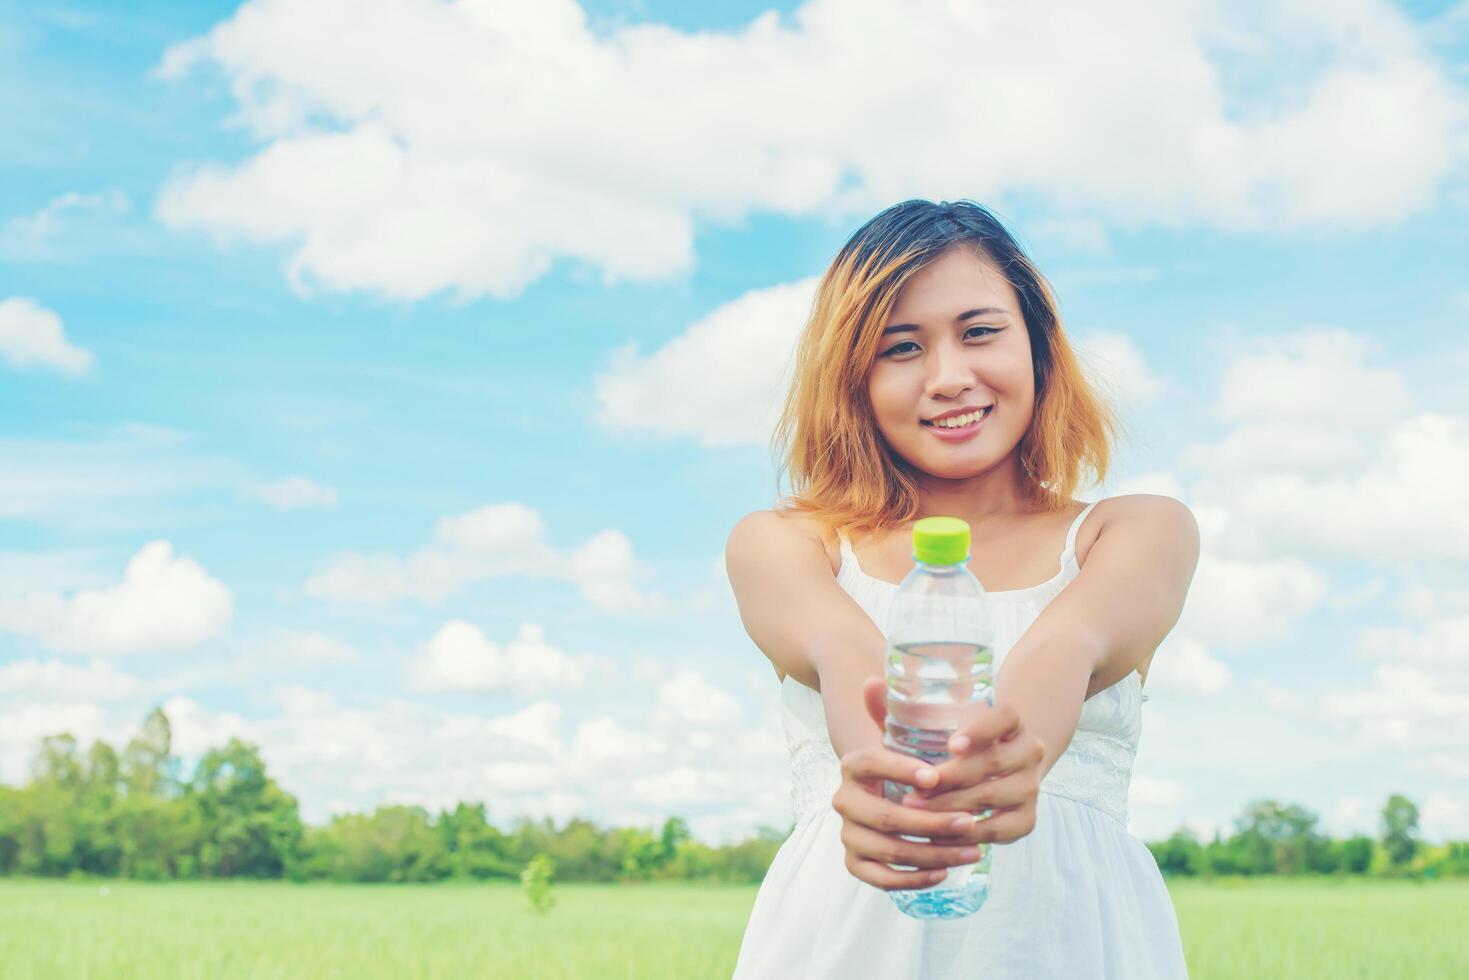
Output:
[925,344,974,398]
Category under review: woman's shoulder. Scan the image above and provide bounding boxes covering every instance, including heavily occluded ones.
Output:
[726,508,842,579]
[1079,494,1197,566]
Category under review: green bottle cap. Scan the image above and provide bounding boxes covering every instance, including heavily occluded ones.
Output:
[912,516,970,565]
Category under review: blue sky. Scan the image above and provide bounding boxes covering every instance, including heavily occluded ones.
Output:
[1,0,1467,844]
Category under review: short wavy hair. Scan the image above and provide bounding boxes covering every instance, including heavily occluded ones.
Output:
[773,199,1120,537]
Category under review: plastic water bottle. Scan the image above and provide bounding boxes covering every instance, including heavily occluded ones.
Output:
[882,516,995,919]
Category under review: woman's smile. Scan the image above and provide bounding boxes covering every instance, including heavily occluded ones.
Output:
[922,405,993,442]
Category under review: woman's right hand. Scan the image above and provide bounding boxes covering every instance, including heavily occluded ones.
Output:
[831,677,986,891]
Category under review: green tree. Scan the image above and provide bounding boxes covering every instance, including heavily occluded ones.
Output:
[520,853,556,914]
[1380,794,1420,869]
[1231,800,1323,875]
[1149,827,1205,876]
[436,803,518,879]
[189,738,302,878]
[1340,835,1374,874]
[121,707,176,797]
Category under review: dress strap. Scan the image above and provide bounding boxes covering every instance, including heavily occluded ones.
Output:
[1063,500,1101,563]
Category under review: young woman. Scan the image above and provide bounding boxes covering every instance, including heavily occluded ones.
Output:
[725,200,1198,978]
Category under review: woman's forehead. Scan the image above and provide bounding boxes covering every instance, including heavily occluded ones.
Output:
[888,249,1018,324]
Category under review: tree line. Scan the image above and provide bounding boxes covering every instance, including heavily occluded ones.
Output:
[0,706,780,883]
[1,706,1463,883]
[1145,796,1468,879]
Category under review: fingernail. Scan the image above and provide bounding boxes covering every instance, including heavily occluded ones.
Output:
[904,794,928,808]
[915,767,937,784]
[950,734,971,752]
[949,816,970,831]
[928,871,946,883]
[959,847,980,860]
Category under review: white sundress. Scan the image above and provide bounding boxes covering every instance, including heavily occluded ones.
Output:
[732,501,1189,979]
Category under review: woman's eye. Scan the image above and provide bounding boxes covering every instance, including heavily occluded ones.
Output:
[882,327,996,357]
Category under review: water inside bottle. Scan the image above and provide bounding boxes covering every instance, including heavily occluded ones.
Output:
[883,638,994,919]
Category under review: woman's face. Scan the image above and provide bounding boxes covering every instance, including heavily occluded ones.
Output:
[865,246,1035,482]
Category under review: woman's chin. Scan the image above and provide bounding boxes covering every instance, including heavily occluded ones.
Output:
[911,451,995,481]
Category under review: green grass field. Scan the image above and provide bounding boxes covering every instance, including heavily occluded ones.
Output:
[1,878,1465,979]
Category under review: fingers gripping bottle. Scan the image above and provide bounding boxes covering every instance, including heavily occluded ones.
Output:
[883,516,995,920]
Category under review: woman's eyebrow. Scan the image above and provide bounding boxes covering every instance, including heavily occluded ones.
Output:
[881,307,1009,335]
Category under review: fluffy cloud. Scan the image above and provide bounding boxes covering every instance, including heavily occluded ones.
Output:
[0,297,94,376]
[407,620,594,694]
[0,188,133,262]
[0,425,242,532]
[1320,593,1469,784]
[0,658,144,701]
[1185,329,1469,562]
[1213,328,1411,430]
[1145,637,1231,697]
[1074,332,1166,410]
[652,667,744,726]
[1180,548,1328,650]
[244,476,339,510]
[304,501,663,613]
[595,277,816,448]
[0,700,113,783]
[263,628,361,664]
[125,665,783,840]
[0,540,233,655]
[154,0,1463,301]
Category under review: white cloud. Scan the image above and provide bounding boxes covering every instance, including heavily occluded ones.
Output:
[0,540,233,655]
[0,549,108,595]
[653,667,744,727]
[153,0,1464,301]
[1422,792,1469,840]
[1322,664,1469,766]
[407,620,590,694]
[1183,328,1469,562]
[1027,216,1112,255]
[162,695,256,758]
[1317,603,1469,785]
[1222,412,1469,563]
[1219,327,1410,426]
[0,188,132,261]
[595,277,817,448]
[1181,420,1368,476]
[62,671,791,839]
[1181,547,1329,649]
[305,501,663,613]
[1360,614,1469,681]
[566,715,667,777]
[1129,774,1187,808]
[264,628,360,664]
[0,297,94,376]
[0,658,143,701]
[1326,795,1373,837]
[0,700,113,783]
[1146,636,1232,696]
[1107,470,1186,499]
[1396,582,1469,619]
[0,427,243,532]
[1074,332,1166,409]
[244,476,339,510]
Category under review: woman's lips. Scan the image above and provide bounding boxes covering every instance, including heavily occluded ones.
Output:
[922,406,991,442]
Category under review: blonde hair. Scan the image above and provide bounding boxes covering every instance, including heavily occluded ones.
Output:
[773,200,1120,538]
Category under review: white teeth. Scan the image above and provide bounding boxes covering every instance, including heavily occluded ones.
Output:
[933,407,989,428]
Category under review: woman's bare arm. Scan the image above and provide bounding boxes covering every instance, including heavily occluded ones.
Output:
[999,494,1198,776]
[915,493,1201,812]
[725,509,892,759]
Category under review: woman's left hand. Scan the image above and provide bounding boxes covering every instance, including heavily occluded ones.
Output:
[902,699,1046,844]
